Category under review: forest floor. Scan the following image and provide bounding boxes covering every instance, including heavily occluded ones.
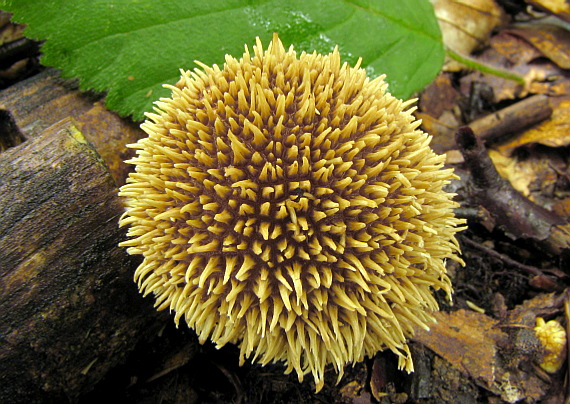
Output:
[1,1,569,403]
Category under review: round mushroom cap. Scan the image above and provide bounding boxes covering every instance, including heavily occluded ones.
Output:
[119,33,465,391]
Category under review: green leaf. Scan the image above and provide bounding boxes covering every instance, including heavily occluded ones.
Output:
[2,0,443,120]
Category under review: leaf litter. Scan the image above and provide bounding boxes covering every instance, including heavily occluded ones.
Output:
[1,1,570,402]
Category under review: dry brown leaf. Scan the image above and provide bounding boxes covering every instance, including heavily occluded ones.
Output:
[431,0,506,54]
[419,74,460,118]
[552,198,570,217]
[490,31,544,66]
[490,147,568,209]
[488,25,570,98]
[414,298,558,402]
[497,100,570,152]
[414,309,505,384]
[457,39,568,101]
[506,24,570,69]
[444,149,464,164]
[340,380,371,403]
[489,149,538,197]
[488,101,570,207]
[526,0,570,23]
[453,21,570,101]
[417,111,460,153]
[537,79,570,97]
[506,292,562,327]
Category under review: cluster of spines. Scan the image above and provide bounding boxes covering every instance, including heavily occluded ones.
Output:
[119,34,464,391]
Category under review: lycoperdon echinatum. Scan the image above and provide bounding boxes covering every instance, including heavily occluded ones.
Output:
[119,34,465,391]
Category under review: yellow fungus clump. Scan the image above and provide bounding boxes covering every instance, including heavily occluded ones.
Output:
[119,33,465,391]
[534,317,567,373]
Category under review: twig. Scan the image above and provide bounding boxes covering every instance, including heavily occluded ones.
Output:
[469,94,552,144]
[454,207,484,221]
[213,361,244,404]
[460,236,564,291]
[455,126,569,255]
[461,236,541,277]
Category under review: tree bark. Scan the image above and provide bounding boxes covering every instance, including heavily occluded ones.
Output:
[0,68,144,186]
[0,117,164,403]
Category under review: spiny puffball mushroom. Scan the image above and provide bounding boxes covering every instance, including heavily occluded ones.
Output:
[119,33,465,391]
[534,317,567,373]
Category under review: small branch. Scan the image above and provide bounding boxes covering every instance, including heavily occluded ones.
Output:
[455,126,569,255]
[469,94,552,144]
[461,237,540,277]
[460,236,563,291]
[454,207,484,221]
[455,126,502,189]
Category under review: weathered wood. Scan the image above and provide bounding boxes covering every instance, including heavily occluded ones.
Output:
[0,118,165,403]
[468,94,552,144]
[0,68,145,186]
[0,69,95,138]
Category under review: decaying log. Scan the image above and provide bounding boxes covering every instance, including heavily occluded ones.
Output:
[0,111,164,401]
[0,68,144,186]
